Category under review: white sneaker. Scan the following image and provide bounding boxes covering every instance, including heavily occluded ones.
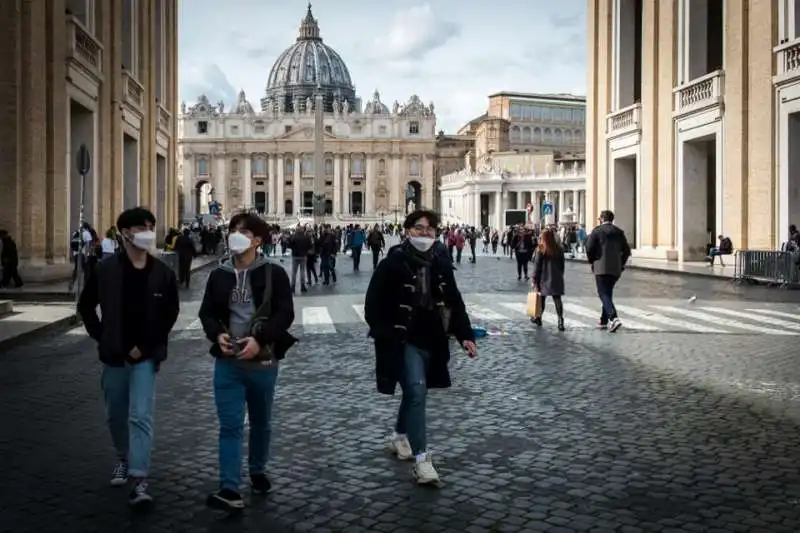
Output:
[412,454,441,485]
[387,434,413,461]
[608,317,622,333]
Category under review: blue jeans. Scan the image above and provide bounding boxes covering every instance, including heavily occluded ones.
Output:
[395,344,430,456]
[214,359,279,492]
[101,360,157,478]
[595,274,619,324]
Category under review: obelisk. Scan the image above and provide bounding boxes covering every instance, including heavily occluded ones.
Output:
[313,87,325,223]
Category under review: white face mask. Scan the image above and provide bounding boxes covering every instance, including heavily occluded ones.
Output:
[128,230,155,251]
[228,232,252,255]
[408,236,435,252]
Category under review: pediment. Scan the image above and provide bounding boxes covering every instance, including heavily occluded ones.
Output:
[275,125,339,141]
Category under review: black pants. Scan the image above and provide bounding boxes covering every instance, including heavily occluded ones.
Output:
[455,247,463,264]
[595,274,619,323]
[178,256,192,287]
[540,295,564,317]
[351,247,362,271]
[306,255,318,284]
[0,263,23,288]
[371,246,381,269]
[321,255,337,283]
[516,253,531,278]
[469,244,476,263]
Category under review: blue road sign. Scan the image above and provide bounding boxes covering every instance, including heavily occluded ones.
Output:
[542,202,554,216]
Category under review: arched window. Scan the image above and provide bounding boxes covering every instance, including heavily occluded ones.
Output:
[409,157,420,176]
[302,154,313,175]
[325,158,333,176]
[522,127,531,142]
[284,157,293,176]
[510,126,520,142]
[378,158,386,175]
[533,127,542,143]
[197,158,208,175]
[231,159,239,175]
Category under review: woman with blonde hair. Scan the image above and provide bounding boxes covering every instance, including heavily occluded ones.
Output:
[531,228,566,331]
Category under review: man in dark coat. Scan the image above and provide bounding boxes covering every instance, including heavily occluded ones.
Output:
[174,228,196,288]
[0,230,23,288]
[585,209,631,333]
[364,209,477,487]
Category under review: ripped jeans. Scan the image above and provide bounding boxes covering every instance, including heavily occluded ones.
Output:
[395,344,430,455]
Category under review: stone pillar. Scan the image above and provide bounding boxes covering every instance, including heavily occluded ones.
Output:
[423,155,434,208]
[243,155,252,209]
[391,155,401,209]
[342,156,351,214]
[494,191,503,229]
[267,155,276,213]
[333,154,342,214]
[184,155,195,217]
[215,156,226,213]
[46,0,68,265]
[473,190,481,226]
[365,155,375,214]
[275,154,284,215]
[293,154,301,214]
[558,190,565,222]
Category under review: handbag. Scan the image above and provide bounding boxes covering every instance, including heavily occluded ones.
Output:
[526,291,542,319]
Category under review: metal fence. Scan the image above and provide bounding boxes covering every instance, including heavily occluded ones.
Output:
[733,250,800,287]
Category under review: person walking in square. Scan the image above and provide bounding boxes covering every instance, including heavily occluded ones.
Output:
[585,210,631,333]
[531,228,566,331]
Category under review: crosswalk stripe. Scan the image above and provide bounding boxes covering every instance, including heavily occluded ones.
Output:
[700,307,800,331]
[302,306,336,334]
[353,304,366,323]
[650,306,797,336]
[615,305,726,333]
[465,303,510,320]
[185,318,203,330]
[746,308,800,321]
[499,302,588,329]
[563,302,662,331]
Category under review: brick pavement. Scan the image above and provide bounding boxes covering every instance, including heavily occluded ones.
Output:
[1,258,800,533]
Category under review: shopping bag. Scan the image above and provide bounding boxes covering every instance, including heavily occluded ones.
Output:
[526,291,542,318]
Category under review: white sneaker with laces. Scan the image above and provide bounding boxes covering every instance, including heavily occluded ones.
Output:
[412,454,441,485]
[387,434,413,461]
[608,317,622,333]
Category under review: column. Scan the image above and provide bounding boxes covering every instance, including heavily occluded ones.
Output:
[391,155,401,209]
[215,156,226,212]
[473,190,481,226]
[342,156,351,214]
[184,155,195,217]
[365,155,375,214]
[275,154,284,215]
[267,155,276,213]
[333,154,342,214]
[494,191,503,229]
[423,155,434,208]
[293,154,301,214]
[243,155,252,209]
[558,190,565,222]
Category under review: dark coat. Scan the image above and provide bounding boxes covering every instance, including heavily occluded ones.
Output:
[198,261,297,361]
[78,253,180,366]
[364,245,474,395]
[532,250,566,296]
[585,222,631,277]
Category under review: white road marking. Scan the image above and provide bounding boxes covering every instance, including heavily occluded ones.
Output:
[499,302,588,329]
[353,304,366,323]
[615,305,727,333]
[465,303,511,320]
[302,306,336,334]
[700,307,800,331]
[746,308,800,321]
[563,302,662,331]
[650,306,796,336]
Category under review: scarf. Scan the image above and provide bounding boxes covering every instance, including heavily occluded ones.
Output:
[402,241,435,310]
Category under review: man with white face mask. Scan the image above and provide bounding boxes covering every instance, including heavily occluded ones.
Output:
[78,207,180,507]
[365,210,477,487]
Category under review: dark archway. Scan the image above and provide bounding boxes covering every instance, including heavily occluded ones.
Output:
[284,199,293,215]
[405,180,422,212]
[195,180,212,215]
[324,199,333,215]
[351,191,363,215]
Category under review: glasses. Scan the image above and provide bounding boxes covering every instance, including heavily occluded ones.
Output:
[411,225,435,236]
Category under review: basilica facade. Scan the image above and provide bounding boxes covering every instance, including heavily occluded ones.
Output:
[177,5,437,223]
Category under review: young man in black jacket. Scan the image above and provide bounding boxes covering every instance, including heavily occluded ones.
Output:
[199,213,296,512]
[77,207,180,506]
[585,210,631,333]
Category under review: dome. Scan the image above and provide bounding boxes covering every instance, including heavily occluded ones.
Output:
[231,89,254,115]
[262,3,357,113]
[364,89,390,115]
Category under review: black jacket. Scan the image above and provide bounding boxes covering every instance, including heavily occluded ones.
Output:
[198,261,297,360]
[365,244,474,395]
[289,233,313,257]
[585,222,631,277]
[78,253,180,366]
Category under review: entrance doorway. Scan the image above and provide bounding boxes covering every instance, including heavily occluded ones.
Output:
[195,181,212,214]
[680,136,718,260]
[69,100,95,229]
[406,180,421,211]
[303,191,313,209]
[254,191,267,213]
[612,156,637,248]
[351,191,363,215]
[155,154,166,239]
[786,113,800,239]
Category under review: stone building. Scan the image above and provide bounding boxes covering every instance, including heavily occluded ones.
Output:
[177,5,437,223]
[587,0,799,261]
[0,0,179,281]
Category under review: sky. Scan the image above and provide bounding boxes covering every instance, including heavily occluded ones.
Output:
[178,0,587,134]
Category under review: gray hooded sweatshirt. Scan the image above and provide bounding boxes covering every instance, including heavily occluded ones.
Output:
[220,255,270,340]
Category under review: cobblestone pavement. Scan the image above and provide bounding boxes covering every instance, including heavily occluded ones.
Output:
[2,253,800,533]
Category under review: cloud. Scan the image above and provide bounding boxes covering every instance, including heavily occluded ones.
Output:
[180,63,238,107]
[372,5,459,62]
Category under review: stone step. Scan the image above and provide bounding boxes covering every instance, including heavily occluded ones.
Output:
[0,300,13,319]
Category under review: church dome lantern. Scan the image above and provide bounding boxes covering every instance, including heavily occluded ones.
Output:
[261,3,357,114]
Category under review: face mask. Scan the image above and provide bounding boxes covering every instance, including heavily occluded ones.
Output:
[128,230,155,251]
[228,232,252,255]
[408,236,435,252]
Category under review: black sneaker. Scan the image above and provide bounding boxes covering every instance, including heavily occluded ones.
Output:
[250,473,272,495]
[129,481,153,506]
[110,461,128,487]
[207,489,245,511]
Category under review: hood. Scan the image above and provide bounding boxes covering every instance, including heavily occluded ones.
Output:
[219,254,270,273]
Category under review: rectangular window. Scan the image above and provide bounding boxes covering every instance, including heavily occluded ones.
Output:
[678,0,723,84]
[197,121,208,134]
[230,125,239,135]
[154,0,165,102]
[121,0,136,72]
[409,121,420,134]
[285,125,292,133]
[612,0,643,108]
[378,125,387,134]
[255,125,265,133]
[325,125,333,133]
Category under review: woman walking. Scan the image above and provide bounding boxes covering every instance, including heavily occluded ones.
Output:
[531,228,566,331]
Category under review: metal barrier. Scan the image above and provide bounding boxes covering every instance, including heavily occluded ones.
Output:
[733,250,800,287]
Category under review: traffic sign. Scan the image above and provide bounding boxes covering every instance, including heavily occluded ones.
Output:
[542,202,554,215]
